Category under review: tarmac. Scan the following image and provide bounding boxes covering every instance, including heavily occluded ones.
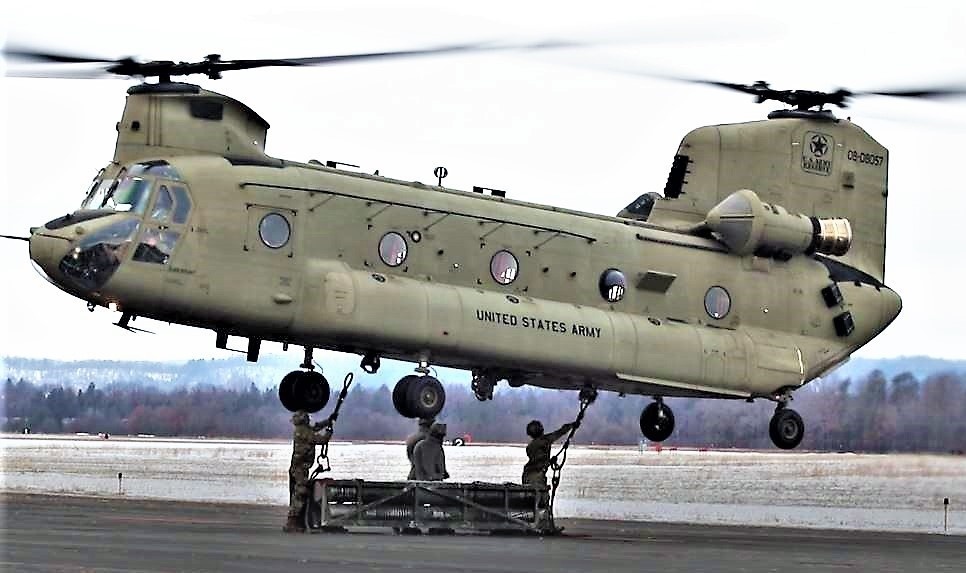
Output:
[2,492,964,573]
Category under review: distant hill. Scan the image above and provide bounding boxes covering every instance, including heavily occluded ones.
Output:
[1,354,468,391]
[3,354,965,393]
[826,356,966,382]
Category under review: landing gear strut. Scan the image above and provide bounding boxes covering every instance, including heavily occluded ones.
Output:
[471,371,497,402]
[769,403,805,450]
[278,347,331,413]
[393,374,446,419]
[639,398,675,442]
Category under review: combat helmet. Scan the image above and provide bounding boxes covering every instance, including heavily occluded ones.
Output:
[526,420,544,438]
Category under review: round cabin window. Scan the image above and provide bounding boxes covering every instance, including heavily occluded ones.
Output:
[599,268,627,302]
[379,232,408,267]
[258,213,291,249]
[490,250,519,285]
[704,286,732,319]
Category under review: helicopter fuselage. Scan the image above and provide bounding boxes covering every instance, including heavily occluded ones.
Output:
[22,81,902,448]
[29,152,900,401]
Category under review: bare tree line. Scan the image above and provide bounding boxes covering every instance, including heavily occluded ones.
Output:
[3,370,965,452]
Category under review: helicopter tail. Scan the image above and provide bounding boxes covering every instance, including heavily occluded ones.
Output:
[644,114,889,281]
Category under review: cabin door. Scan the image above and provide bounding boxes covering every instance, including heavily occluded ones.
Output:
[241,204,302,332]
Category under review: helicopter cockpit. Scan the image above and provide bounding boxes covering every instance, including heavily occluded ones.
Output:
[82,160,184,213]
[32,160,194,294]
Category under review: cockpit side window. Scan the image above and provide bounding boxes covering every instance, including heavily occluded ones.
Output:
[151,185,174,221]
[133,228,180,265]
[170,185,192,224]
[133,181,191,266]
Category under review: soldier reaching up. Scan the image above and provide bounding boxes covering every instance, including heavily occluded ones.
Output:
[284,410,336,533]
[522,419,577,529]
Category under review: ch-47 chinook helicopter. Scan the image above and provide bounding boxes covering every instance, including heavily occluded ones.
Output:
[5,46,961,449]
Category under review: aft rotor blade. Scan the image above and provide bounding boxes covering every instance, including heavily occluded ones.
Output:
[854,86,966,99]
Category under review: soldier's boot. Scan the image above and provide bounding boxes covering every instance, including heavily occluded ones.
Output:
[282,515,306,533]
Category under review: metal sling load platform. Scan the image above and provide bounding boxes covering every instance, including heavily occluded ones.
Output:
[306,479,553,534]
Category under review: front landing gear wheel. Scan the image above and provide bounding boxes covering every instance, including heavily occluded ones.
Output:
[279,372,300,412]
[639,401,675,442]
[769,408,804,450]
[392,375,446,418]
[392,376,417,418]
[279,371,330,413]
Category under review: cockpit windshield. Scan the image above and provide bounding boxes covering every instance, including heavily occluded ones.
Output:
[81,161,183,212]
[81,176,152,213]
[104,177,153,213]
[81,178,114,210]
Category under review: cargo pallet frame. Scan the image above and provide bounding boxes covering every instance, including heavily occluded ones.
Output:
[306,478,553,535]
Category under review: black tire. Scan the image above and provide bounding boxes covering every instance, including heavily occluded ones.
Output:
[639,401,675,442]
[295,371,330,413]
[406,376,446,419]
[392,375,418,418]
[769,408,805,450]
[279,371,302,412]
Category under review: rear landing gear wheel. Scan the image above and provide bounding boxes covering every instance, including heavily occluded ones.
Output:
[392,375,446,419]
[639,401,675,442]
[769,407,804,450]
[279,371,330,413]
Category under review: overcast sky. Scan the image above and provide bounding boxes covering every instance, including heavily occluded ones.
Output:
[2,0,965,366]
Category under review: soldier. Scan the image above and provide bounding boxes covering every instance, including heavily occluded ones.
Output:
[405,417,434,479]
[522,419,577,529]
[284,409,336,533]
[412,422,449,481]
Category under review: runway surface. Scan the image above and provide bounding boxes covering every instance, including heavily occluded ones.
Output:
[2,493,964,572]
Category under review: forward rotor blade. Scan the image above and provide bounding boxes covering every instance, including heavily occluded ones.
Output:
[3,46,118,65]
[5,67,119,80]
[5,40,582,80]
[229,44,491,69]
[273,40,579,66]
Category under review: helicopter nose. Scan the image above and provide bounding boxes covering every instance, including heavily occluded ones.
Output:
[29,229,72,284]
[878,285,902,332]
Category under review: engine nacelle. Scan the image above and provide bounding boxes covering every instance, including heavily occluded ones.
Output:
[705,189,852,258]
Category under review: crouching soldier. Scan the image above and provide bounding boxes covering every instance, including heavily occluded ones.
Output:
[284,410,336,533]
[405,417,434,479]
[412,422,449,481]
[522,419,577,529]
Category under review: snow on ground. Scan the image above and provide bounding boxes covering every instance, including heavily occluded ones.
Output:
[2,434,964,534]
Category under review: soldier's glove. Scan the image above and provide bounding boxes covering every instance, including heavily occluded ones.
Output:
[571,421,580,430]
[312,422,325,431]
[329,412,339,423]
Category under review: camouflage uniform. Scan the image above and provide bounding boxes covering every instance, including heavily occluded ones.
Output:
[405,418,434,480]
[522,420,574,528]
[285,410,333,532]
[412,423,449,481]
